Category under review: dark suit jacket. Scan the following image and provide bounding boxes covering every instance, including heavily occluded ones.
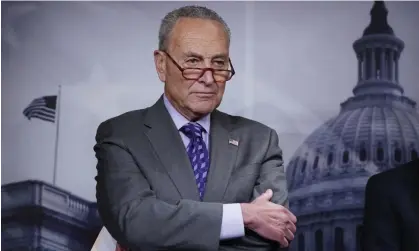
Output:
[94,96,289,251]
[362,158,419,251]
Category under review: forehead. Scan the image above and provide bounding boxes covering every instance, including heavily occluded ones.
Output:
[169,18,229,57]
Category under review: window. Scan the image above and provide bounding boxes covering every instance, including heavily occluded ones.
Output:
[295,157,300,169]
[394,148,402,163]
[376,146,384,162]
[342,150,349,164]
[335,227,345,251]
[313,156,319,169]
[315,230,323,251]
[301,159,307,173]
[327,152,334,166]
[411,149,418,161]
[298,233,305,251]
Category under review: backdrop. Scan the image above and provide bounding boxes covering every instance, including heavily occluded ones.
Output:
[2,1,419,251]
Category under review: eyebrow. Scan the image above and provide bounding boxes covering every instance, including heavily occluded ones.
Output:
[183,52,229,60]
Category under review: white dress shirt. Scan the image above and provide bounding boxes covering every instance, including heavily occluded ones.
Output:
[163,94,245,240]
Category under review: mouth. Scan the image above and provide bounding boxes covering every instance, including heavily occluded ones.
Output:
[194,92,216,98]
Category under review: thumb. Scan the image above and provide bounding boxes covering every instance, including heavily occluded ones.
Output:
[257,189,273,201]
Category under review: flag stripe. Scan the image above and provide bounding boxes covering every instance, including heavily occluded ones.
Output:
[23,105,54,116]
[23,100,46,113]
[25,106,55,116]
[28,108,55,122]
[30,113,55,123]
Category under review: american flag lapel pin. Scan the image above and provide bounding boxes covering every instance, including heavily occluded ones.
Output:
[229,139,239,146]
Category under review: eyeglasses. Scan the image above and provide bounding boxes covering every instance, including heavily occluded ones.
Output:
[162,51,235,82]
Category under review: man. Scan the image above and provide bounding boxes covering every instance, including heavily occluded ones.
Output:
[94,5,296,251]
[362,158,419,251]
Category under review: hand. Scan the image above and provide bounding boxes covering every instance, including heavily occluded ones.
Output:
[240,189,297,248]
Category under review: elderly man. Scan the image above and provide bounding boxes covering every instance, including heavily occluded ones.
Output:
[94,5,296,251]
[362,158,419,251]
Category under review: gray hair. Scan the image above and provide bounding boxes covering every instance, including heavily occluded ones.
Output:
[158,5,231,51]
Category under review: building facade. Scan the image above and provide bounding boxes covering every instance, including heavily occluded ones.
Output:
[2,180,102,251]
[286,2,419,251]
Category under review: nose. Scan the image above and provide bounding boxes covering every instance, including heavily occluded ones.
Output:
[200,69,215,85]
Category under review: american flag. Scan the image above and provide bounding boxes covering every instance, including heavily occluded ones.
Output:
[23,95,57,123]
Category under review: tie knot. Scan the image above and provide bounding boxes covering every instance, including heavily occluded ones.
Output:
[180,122,205,140]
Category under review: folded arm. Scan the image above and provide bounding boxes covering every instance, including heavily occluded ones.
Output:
[251,129,289,206]
[230,128,289,250]
[95,121,223,251]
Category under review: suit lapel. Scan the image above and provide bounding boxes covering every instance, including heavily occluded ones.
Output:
[203,110,239,202]
[144,96,200,201]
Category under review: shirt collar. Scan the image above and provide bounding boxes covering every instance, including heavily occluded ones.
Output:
[163,94,211,133]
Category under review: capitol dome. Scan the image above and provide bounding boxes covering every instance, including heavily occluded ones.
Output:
[286,2,419,251]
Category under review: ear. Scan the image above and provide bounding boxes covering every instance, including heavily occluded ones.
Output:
[154,50,166,82]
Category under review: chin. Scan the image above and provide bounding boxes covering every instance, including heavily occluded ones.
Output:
[194,107,215,115]
[192,101,218,115]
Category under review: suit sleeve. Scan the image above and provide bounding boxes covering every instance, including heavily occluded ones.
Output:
[252,128,289,207]
[362,175,401,251]
[94,121,223,251]
[229,128,288,250]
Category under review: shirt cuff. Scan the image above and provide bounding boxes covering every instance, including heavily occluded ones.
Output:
[220,203,245,240]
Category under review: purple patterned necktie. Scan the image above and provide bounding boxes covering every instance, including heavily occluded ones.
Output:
[180,122,210,200]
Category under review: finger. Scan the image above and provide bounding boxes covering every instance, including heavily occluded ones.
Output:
[278,235,289,248]
[268,214,297,236]
[283,228,295,241]
[288,211,297,223]
[254,225,285,245]
[270,227,288,247]
[281,207,297,223]
[285,209,297,223]
[286,221,297,233]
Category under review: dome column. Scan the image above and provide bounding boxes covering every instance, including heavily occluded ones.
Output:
[388,50,394,81]
[307,228,315,250]
[323,225,333,250]
[380,48,386,80]
[345,224,357,251]
[395,54,399,82]
[370,48,376,79]
[362,51,367,80]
